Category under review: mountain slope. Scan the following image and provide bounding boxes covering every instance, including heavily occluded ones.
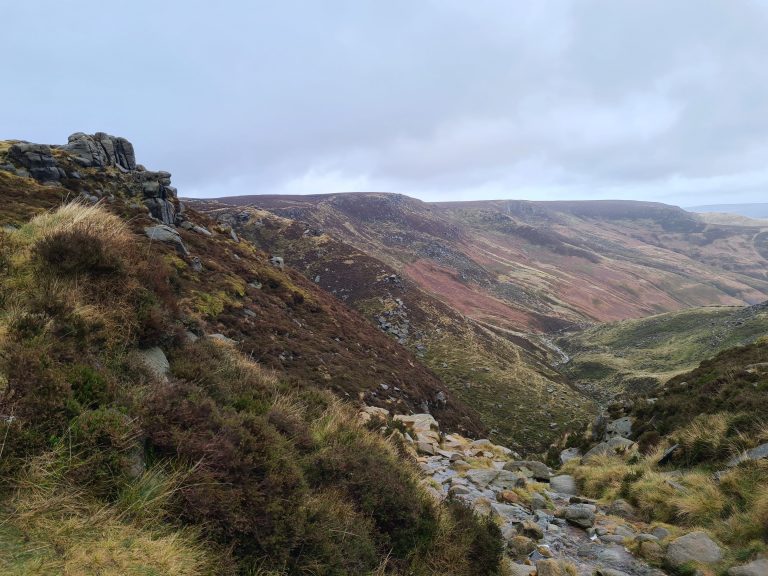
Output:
[210,194,768,331]
[189,201,594,451]
[558,302,768,401]
[0,135,507,575]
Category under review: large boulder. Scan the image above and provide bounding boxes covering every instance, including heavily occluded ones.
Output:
[549,474,577,495]
[561,503,596,528]
[144,225,189,255]
[665,531,722,568]
[134,346,170,380]
[503,460,551,481]
[394,413,439,433]
[605,416,634,439]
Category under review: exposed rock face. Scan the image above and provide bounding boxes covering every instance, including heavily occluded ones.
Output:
[4,133,179,226]
[8,143,64,181]
[64,132,136,170]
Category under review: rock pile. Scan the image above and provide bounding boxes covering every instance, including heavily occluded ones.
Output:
[360,407,738,576]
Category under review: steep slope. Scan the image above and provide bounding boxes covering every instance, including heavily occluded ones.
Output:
[191,201,595,452]
[211,194,768,331]
[0,141,480,435]
[0,135,509,575]
[558,302,768,401]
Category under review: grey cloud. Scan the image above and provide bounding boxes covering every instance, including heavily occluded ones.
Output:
[2,1,768,205]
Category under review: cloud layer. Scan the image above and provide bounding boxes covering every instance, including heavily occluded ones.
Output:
[3,1,768,205]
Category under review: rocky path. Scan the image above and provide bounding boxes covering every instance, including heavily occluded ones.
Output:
[370,410,670,576]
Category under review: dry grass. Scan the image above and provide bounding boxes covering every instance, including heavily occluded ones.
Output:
[15,201,131,252]
[1,452,219,576]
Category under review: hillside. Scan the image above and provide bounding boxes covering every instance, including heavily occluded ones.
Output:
[0,134,512,575]
[190,201,596,452]
[554,339,768,574]
[190,192,768,450]
[209,194,768,329]
[558,302,768,401]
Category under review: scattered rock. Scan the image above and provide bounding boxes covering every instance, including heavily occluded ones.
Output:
[502,560,535,576]
[607,498,636,519]
[665,531,722,568]
[270,255,285,269]
[531,492,548,510]
[535,559,568,576]
[728,558,768,576]
[208,333,238,345]
[417,441,436,455]
[135,347,170,380]
[559,447,582,465]
[144,225,188,255]
[594,569,631,576]
[504,460,551,481]
[550,474,578,495]
[507,535,536,559]
[583,437,636,461]
[520,519,544,540]
[727,442,768,467]
[561,503,596,528]
[638,540,664,563]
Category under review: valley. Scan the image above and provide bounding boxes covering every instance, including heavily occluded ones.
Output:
[190,192,768,451]
[1,134,768,575]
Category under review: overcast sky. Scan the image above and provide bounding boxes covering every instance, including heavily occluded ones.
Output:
[3,1,768,206]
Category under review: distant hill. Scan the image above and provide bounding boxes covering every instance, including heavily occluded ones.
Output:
[687,202,768,219]
[191,192,768,449]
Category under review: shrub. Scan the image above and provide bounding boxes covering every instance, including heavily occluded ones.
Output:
[444,498,503,574]
[306,422,438,559]
[67,408,141,498]
[142,380,308,566]
[673,413,732,465]
[33,226,124,276]
[67,364,112,410]
[289,490,379,575]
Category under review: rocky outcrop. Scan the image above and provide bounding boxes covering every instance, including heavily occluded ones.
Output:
[64,132,136,170]
[2,133,180,226]
[8,143,65,182]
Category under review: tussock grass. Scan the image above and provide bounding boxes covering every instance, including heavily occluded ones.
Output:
[1,451,219,576]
